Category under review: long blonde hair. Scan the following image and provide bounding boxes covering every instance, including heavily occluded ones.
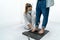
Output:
[24,3,32,14]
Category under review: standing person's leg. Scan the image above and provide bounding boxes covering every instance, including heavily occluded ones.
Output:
[38,0,50,34]
[42,8,49,28]
[31,1,42,32]
[35,6,42,28]
[38,7,49,34]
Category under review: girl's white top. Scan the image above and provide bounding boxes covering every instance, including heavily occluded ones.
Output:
[24,10,36,27]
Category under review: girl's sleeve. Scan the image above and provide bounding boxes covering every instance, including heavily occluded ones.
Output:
[31,11,36,26]
[32,11,36,17]
[24,14,30,26]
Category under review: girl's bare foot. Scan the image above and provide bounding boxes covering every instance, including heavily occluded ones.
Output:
[38,28,45,34]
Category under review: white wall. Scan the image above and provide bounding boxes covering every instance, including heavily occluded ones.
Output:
[0,0,20,28]
[49,0,60,23]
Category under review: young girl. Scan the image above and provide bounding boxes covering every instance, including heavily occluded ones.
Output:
[32,0,54,34]
[24,3,36,30]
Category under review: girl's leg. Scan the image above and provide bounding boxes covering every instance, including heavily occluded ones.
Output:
[35,2,42,28]
[38,0,50,34]
[38,8,49,34]
[31,1,42,32]
[42,8,49,28]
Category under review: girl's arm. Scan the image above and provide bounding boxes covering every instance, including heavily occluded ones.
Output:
[24,14,30,26]
[31,11,36,26]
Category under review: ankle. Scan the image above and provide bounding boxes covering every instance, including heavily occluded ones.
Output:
[41,28,45,30]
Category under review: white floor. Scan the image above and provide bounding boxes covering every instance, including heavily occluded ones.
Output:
[0,22,60,40]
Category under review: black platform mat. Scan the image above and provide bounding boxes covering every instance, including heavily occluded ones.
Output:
[22,29,49,40]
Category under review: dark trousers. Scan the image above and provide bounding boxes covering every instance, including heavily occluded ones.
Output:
[35,0,50,28]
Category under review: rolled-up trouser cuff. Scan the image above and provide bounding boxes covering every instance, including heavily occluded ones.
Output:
[42,26,46,29]
[35,25,39,28]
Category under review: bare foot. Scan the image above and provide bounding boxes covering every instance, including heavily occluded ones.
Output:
[31,27,38,32]
[38,28,45,34]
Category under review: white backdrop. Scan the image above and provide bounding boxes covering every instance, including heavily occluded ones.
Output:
[0,0,20,28]
[0,0,60,28]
